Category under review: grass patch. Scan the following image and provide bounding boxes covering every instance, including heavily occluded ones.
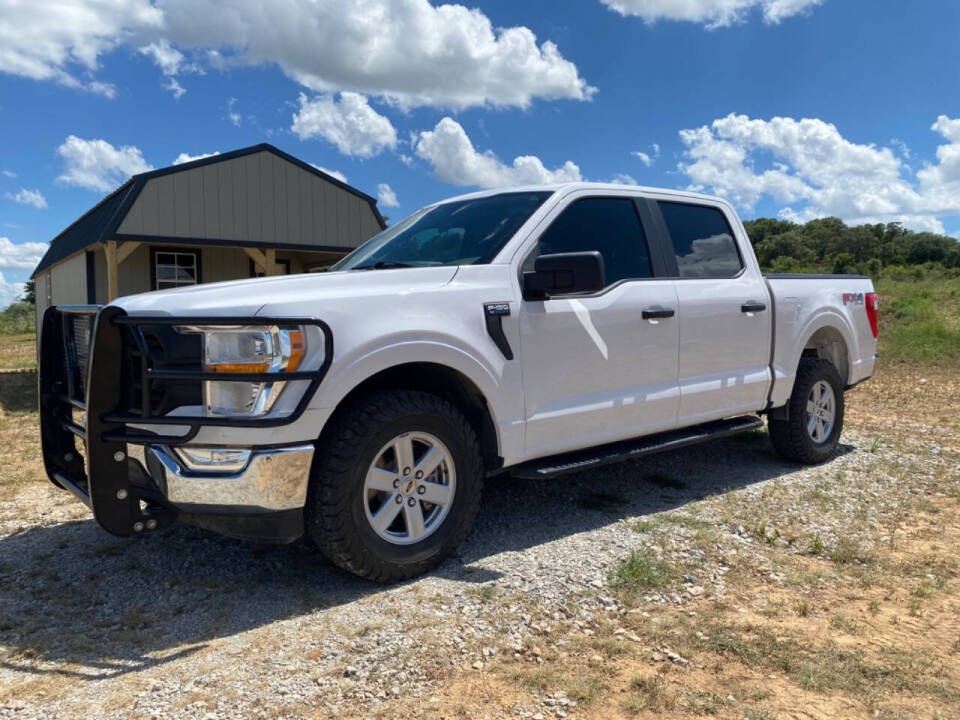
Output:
[689,620,960,703]
[609,548,674,595]
[0,334,36,372]
[622,673,673,713]
[829,536,876,566]
[876,275,960,366]
[510,665,605,706]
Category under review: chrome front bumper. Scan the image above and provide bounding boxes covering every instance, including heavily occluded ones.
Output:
[134,444,315,511]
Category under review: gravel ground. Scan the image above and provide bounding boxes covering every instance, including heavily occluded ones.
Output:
[2,407,954,720]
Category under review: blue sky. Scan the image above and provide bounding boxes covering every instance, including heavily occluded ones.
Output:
[2,0,959,307]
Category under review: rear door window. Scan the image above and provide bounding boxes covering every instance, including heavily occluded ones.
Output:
[658,201,743,279]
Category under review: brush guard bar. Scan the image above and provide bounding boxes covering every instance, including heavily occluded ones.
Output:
[38,304,332,537]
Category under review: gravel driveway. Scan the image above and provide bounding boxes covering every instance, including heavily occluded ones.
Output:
[1,409,955,719]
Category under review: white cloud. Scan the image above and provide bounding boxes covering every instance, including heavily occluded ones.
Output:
[6,188,47,209]
[172,151,219,165]
[0,271,26,309]
[677,113,960,233]
[0,0,592,110]
[163,76,186,98]
[309,164,348,183]
[600,0,824,27]
[227,97,241,126]
[88,80,118,98]
[139,38,184,75]
[140,38,198,96]
[632,143,661,167]
[377,183,399,207]
[916,116,960,218]
[0,236,49,269]
[0,0,162,94]
[414,117,581,189]
[1,170,16,178]
[56,136,153,192]
[292,92,397,158]
[609,173,639,185]
[890,138,911,161]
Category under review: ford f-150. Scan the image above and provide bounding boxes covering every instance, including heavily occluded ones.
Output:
[39,183,879,581]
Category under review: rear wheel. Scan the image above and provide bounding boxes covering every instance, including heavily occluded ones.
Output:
[769,357,845,464]
[306,390,484,582]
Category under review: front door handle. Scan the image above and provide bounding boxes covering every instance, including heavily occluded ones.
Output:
[642,306,675,320]
[741,301,767,313]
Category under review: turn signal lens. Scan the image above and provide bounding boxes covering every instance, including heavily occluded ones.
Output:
[284,329,305,373]
[865,292,879,339]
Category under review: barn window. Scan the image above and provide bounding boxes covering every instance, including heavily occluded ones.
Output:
[151,248,201,291]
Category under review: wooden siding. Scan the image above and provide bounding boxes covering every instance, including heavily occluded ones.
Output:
[115,244,344,296]
[117,151,380,249]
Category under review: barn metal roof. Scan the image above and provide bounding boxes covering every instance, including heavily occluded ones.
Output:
[33,143,386,276]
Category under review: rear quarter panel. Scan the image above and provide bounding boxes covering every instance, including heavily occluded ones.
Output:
[767,276,877,407]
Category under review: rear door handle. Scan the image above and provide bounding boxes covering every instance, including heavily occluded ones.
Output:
[642,306,675,320]
[741,301,767,313]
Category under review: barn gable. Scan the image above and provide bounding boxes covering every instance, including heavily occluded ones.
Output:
[33,143,385,276]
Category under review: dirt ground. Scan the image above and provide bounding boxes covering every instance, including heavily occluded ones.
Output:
[0,364,957,719]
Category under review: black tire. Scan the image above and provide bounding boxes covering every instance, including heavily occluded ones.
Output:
[768,357,845,464]
[306,390,484,582]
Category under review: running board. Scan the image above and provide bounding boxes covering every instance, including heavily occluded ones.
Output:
[510,415,764,479]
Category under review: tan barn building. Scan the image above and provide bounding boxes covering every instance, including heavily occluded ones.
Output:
[32,143,385,324]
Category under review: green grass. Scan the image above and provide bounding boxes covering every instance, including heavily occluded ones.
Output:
[609,548,674,595]
[875,275,960,366]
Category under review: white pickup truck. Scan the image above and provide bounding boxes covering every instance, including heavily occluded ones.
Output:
[40,183,879,581]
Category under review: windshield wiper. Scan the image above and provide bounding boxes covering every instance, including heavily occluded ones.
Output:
[352,261,414,271]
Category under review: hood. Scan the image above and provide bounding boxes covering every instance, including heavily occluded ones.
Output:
[113,266,460,317]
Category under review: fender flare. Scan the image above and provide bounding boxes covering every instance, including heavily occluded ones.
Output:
[790,309,858,382]
[309,336,509,440]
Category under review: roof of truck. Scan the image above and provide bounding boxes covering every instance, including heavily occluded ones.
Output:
[433,182,731,208]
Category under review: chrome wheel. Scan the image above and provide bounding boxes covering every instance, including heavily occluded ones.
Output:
[806,380,836,443]
[363,432,456,546]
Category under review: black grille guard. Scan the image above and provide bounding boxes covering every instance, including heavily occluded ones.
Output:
[38,304,332,537]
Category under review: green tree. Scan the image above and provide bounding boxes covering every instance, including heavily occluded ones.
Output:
[21,278,35,305]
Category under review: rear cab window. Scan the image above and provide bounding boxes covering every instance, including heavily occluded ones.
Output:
[526,196,654,288]
[658,201,743,279]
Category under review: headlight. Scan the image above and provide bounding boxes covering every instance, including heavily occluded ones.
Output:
[175,325,306,417]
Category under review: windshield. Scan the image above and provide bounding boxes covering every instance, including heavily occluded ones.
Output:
[333,191,553,271]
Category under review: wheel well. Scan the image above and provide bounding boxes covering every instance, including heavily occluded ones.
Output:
[802,326,850,386]
[322,363,502,471]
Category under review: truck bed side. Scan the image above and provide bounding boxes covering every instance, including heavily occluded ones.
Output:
[765,274,878,408]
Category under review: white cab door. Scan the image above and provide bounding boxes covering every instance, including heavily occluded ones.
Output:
[517,195,680,460]
[655,200,772,424]
[520,282,680,458]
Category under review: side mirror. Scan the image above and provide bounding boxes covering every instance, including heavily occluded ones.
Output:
[522,251,605,300]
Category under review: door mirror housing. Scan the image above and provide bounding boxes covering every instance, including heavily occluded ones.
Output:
[523,251,605,300]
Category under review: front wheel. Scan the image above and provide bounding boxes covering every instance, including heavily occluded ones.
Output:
[768,357,845,464]
[306,390,484,582]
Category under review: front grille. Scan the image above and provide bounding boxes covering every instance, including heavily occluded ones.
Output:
[62,313,92,402]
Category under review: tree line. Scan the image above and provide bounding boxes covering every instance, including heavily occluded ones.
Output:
[742,217,960,276]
